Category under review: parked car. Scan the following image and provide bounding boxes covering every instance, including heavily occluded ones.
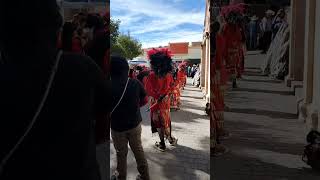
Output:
[129,58,150,69]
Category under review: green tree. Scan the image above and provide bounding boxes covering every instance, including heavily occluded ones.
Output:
[110,18,120,47]
[117,34,143,60]
[110,43,126,57]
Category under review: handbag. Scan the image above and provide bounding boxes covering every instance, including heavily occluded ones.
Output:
[0,50,63,175]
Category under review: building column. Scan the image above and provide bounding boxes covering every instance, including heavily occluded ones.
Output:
[286,0,306,86]
[205,37,210,100]
[300,0,316,124]
[204,39,208,96]
[206,34,211,103]
[312,0,320,130]
[200,41,207,89]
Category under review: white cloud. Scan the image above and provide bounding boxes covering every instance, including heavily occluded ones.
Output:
[111,12,143,26]
[141,29,203,48]
[110,0,205,48]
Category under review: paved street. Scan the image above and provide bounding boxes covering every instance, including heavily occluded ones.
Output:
[110,79,210,180]
[212,53,320,180]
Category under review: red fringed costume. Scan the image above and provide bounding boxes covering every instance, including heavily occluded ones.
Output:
[211,32,228,142]
[177,63,187,88]
[221,3,247,80]
[222,23,242,79]
[170,73,181,109]
[145,72,174,134]
[144,48,174,136]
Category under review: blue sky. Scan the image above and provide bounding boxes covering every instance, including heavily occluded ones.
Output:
[110,0,206,48]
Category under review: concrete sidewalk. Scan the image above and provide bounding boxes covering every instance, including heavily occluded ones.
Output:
[212,53,320,180]
[110,79,210,180]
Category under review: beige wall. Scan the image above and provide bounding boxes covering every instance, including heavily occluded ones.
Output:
[172,54,189,60]
[188,47,201,59]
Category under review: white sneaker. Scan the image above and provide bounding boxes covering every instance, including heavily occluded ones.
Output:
[111,171,119,180]
[136,174,142,180]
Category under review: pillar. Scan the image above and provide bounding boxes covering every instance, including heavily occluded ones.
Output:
[205,37,210,99]
[300,0,316,124]
[206,35,211,103]
[313,0,320,130]
[286,0,306,86]
[201,42,206,88]
[303,0,316,104]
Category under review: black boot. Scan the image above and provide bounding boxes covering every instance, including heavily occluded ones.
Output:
[155,130,166,152]
[232,79,237,88]
[155,140,166,152]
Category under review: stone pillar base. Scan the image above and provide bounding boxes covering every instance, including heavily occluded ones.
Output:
[205,94,210,104]
[299,102,309,123]
[285,76,294,87]
[302,103,319,131]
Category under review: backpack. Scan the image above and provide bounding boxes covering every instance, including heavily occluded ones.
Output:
[302,130,320,170]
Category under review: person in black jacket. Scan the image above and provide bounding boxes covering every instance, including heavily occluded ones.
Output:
[110,56,150,180]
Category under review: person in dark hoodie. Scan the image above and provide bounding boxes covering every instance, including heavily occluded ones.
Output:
[110,56,150,180]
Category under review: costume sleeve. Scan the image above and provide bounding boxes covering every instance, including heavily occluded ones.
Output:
[138,80,148,107]
[72,38,83,53]
[166,74,175,94]
[144,75,159,99]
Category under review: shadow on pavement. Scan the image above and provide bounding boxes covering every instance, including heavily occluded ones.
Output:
[146,144,210,180]
[181,95,204,100]
[183,88,203,92]
[243,71,267,77]
[232,87,294,96]
[212,151,320,180]
[224,107,298,119]
[171,108,209,123]
[245,67,262,70]
[240,78,283,84]
[221,119,304,155]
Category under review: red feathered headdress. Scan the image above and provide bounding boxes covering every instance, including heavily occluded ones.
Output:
[147,48,173,60]
[220,3,247,17]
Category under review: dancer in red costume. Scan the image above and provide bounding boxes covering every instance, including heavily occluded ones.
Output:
[177,62,187,89]
[170,64,181,110]
[221,2,246,88]
[222,15,242,88]
[144,48,178,152]
[211,19,230,156]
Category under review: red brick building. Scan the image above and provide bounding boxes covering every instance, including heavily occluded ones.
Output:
[168,42,189,54]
